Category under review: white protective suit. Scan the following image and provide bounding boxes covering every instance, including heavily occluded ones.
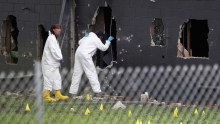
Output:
[41,32,63,91]
[69,32,111,94]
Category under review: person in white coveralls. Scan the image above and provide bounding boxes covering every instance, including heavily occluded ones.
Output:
[41,24,69,102]
[69,32,114,97]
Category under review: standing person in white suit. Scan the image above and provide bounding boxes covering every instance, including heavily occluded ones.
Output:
[69,32,114,97]
[41,24,69,102]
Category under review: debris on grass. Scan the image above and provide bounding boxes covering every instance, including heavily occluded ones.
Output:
[112,101,126,109]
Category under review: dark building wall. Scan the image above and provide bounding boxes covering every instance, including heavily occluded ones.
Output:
[75,0,220,67]
[0,0,220,103]
[0,0,62,72]
[0,0,220,71]
[74,0,220,103]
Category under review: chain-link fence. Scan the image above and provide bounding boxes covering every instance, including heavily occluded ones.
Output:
[1,62,220,124]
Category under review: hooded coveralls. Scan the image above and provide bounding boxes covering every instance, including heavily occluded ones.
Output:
[41,32,63,91]
[69,32,111,94]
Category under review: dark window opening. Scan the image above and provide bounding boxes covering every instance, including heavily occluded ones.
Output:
[0,15,19,64]
[177,19,209,58]
[150,18,165,46]
[89,5,117,69]
[111,18,117,61]
[37,24,48,60]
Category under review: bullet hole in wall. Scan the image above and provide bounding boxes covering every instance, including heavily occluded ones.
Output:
[0,15,19,64]
[177,19,209,58]
[150,18,165,47]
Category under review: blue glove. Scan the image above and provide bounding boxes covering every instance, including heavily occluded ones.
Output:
[107,36,114,42]
[60,59,64,64]
[84,32,89,37]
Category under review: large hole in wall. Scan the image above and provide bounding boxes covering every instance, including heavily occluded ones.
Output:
[150,18,165,46]
[90,5,117,69]
[37,24,48,60]
[0,15,19,64]
[177,19,209,58]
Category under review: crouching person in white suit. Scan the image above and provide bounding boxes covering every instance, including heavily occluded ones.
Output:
[69,32,114,98]
[41,24,69,102]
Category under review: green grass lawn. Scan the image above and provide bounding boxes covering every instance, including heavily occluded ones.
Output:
[0,95,220,124]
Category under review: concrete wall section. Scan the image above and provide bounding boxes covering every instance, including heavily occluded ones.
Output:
[0,0,62,72]
[75,0,220,67]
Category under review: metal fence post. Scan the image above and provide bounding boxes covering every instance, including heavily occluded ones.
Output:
[34,61,43,124]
